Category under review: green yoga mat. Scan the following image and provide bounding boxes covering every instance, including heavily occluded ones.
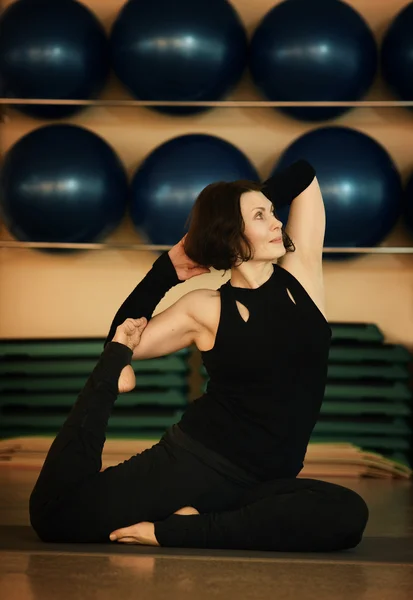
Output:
[0,373,188,394]
[0,340,190,359]
[0,355,188,376]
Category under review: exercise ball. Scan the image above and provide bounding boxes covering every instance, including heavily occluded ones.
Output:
[0,125,128,244]
[110,0,248,115]
[130,134,258,244]
[403,174,413,236]
[381,2,413,104]
[272,127,402,255]
[0,0,109,119]
[249,0,378,122]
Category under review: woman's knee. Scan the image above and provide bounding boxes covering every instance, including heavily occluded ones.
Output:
[29,490,69,543]
[29,502,57,543]
[29,490,47,539]
[348,489,369,530]
[330,486,369,549]
[29,509,56,543]
[300,480,369,549]
[336,484,369,523]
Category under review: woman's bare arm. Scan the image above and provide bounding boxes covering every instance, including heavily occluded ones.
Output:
[105,237,210,347]
[131,290,203,360]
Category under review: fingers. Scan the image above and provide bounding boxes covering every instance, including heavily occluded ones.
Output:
[128,317,147,327]
[123,317,147,331]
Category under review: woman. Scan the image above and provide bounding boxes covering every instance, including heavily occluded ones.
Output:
[29,160,369,551]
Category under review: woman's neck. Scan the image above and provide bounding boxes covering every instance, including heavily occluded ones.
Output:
[229,261,275,289]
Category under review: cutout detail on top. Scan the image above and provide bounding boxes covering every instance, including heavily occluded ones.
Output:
[286,287,297,305]
[235,300,250,323]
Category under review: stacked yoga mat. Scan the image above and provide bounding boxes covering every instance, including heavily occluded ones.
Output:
[0,323,412,478]
[0,340,189,440]
[313,324,412,470]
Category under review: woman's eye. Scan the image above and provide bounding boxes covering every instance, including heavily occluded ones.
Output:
[256,211,275,219]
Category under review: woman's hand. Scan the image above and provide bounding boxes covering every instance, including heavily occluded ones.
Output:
[168,235,211,281]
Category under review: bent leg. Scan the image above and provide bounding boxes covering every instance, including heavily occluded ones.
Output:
[29,342,131,503]
[29,337,236,544]
[32,434,222,544]
[154,478,369,552]
[29,342,134,537]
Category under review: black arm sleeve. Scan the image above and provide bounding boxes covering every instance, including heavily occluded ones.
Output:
[104,251,182,347]
[262,159,316,210]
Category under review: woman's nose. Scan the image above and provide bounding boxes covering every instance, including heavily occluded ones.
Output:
[271,215,283,229]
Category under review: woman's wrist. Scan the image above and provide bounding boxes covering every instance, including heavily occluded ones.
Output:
[262,160,316,210]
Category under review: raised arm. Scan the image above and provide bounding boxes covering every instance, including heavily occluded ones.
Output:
[262,160,327,315]
[262,159,316,217]
[104,251,181,346]
[262,159,325,264]
[105,236,211,347]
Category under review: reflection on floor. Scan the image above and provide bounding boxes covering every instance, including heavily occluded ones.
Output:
[1,468,412,600]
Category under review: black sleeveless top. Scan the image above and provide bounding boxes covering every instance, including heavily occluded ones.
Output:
[178,263,332,481]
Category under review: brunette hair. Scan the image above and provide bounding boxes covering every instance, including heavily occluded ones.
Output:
[183,180,295,271]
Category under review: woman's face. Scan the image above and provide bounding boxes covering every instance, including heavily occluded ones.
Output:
[240,190,286,261]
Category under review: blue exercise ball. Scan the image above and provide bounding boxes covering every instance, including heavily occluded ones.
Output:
[110,0,248,115]
[0,0,109,119]
[0,125,128,244]
[381,2,413,104]
[273,127,402,255]
[130,135,258,244]
[249,0,378,122]
[403,173,413,236]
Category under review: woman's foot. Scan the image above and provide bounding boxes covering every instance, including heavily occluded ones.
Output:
[109,507,199,546]
[110,521,160,546]
[117,365,136,394]
[174,506,200,516]
[112,318,147,393]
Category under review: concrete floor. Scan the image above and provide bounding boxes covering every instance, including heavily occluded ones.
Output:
[1,468,412,600]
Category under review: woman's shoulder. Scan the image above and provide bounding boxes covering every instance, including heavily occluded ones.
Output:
[182,287,221,308]
[180,288,221,329]
[182,287,220,300]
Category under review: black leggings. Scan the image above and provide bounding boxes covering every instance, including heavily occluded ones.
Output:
[29,343,369,551]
